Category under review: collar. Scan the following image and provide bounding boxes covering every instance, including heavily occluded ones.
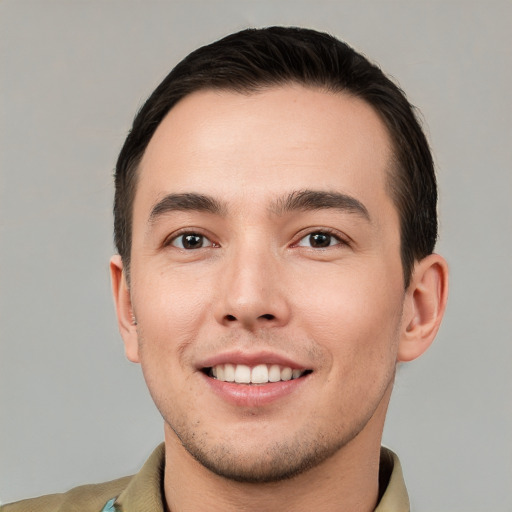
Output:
[111,444,409,511]
[375,447,410,512]
[114,444,166,511]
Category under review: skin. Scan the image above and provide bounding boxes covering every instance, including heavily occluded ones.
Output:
[111,85,448,511]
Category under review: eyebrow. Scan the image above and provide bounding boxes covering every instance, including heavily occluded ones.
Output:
[270,190,370,221]
[147,189,370,225]
[148,193,226,224]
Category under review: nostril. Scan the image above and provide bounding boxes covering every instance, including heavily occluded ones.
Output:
[223,313,276,324]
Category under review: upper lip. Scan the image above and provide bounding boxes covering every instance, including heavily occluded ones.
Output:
[198,350,311,370]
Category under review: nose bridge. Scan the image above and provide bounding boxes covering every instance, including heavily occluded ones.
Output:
[216,232,289,329]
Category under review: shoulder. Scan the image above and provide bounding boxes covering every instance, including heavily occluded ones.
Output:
[2,444,166,512]
[2,475,132,512]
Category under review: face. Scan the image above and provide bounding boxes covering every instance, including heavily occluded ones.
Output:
[122,86,408,482]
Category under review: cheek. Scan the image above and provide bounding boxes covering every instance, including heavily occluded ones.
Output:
[133,277,207,413]
[132,269,216,374]
[137,265,214,326]
[294,263,404,367]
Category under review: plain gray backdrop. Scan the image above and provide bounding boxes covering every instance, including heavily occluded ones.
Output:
[1,1,511,510]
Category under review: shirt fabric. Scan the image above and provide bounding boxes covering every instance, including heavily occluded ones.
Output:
[2,444,409,511]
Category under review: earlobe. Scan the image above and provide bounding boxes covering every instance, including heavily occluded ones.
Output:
[110,255,140,363]
[398,254,449,362]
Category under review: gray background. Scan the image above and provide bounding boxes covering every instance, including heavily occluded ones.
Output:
[1,1,511,510]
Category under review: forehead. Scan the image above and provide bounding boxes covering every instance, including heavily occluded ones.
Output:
[136,85,394,218]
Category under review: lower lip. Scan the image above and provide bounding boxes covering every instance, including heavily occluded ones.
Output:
[202,373,310,407]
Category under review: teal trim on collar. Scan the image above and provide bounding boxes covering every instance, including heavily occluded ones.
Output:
[101,497,117,512]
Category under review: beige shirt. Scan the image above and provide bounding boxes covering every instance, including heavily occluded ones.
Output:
[2,444,409,511]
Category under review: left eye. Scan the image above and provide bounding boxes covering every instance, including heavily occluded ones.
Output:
[170,233,214,249]
[296,232,341,248]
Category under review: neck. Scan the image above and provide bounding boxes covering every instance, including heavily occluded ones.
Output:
[162,387,391,512]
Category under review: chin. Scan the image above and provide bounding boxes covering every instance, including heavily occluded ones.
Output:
[187,443,335,483]
[170,420,360,484]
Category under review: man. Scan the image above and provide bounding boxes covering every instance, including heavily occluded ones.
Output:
[4,27,448,511]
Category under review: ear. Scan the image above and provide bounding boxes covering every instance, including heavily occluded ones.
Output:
[398,253,449,362]
[110,255,140,363]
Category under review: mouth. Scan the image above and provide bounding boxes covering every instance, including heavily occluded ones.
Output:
[202,364,313,384]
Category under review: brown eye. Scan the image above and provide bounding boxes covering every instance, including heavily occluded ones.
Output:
[309,233,331,247]
[297,232,340,248]
[170,233,212,249]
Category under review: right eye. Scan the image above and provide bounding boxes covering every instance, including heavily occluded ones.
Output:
[169,233,214,250]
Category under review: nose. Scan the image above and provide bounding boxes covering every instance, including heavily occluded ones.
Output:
[214,242,291,331]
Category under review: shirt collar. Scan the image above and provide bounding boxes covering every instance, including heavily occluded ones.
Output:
[375,446,410,511]
[113,444,409,511]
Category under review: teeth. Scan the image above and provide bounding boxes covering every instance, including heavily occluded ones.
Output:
[281,367,292,381]
[209,364,307,384]
[268,364,281,382]
[224,363,235,382]
[251,364,268,384]
[292,369,302,379]
[234,364,251,383]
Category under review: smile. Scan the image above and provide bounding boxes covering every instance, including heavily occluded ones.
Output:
[205,364,311,384]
